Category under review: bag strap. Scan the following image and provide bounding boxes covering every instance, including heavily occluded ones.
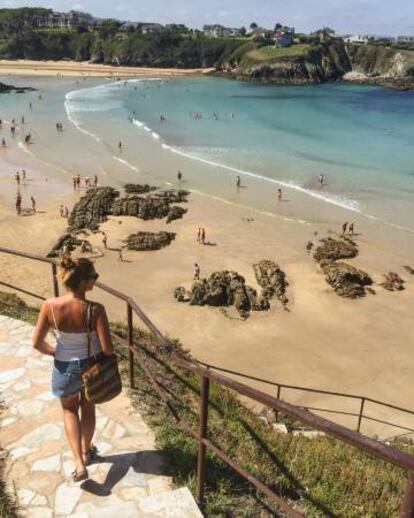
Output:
[86,302,97,364]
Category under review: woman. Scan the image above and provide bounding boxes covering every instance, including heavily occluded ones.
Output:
[32,257,114,481]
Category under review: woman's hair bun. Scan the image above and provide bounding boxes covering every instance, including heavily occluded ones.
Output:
[60,255,76,271]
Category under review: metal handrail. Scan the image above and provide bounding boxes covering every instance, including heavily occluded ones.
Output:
[0,245,413,517]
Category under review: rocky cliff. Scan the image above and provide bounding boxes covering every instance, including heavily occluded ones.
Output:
[219,41,352,84]
[0,81,34,93]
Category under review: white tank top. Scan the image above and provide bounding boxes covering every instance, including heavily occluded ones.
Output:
[50,301,102,362]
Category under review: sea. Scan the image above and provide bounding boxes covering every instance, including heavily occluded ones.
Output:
[1,75,414,241]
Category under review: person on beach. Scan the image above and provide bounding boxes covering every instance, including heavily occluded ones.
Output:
[318,174,324,186]
[65,207,69,218]
[29,102,32,110]
[76,175,81,188]
[31,196,36,214]
[342,222,348,235]
[60,205,64,218]
[193,263,200,280]
[201,228,206,245]
[1,138,5,148]
[94,175,98,188]
[197,228,201,243]
[102,233,108,249]
[277,188,283,202]
[177,171,182,182]
[15,193,22,215]
[11,125,15,136]
[32,257,114,482]
[236,176,241,188]
[118,142,122,151]
[73,177,77,190]
[22,170,26,183]
[349,223,354,235]
[15,171,20,185]
[117,249,123,262]
[21,116,25,125]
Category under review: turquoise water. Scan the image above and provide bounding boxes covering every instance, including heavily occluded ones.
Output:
[1,76,414,234]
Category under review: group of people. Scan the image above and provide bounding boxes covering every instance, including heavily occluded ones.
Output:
[342,222,355,236]
[196,227,207,245]
[59,205,70,218]
[73,174,98,190]
[101,232,124,261]
[15,192,36,215]
[15,170,27,185]
[56,122,64,132]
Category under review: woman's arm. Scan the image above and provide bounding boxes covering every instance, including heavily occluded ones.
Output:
[95,304,115,356]
[32,302,55,356]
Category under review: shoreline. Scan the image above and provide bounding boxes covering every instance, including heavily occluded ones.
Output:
[0,59,214,78]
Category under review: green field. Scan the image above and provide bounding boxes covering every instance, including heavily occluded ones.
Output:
[247,44,311,62]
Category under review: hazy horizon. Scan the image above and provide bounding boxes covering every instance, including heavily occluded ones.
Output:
[1,0,414,36]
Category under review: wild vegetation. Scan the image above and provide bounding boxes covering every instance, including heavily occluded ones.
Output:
[0,290,413,517]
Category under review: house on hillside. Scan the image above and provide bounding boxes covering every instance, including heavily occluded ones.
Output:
[138,23,164,34]
[33,10,93,29]
[250,27,273,39]
[273,26,295,47]
[203,24,242,38]
[312,27,336,41]
[343,34,370,44]
[119,22,141,33]
[397,35,414,43]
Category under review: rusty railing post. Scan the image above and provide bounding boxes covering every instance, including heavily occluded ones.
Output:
[127,302,134,389]
[399,474,414,518]
[197,375,210,507]
[51,263,59,297]
[357,398,365,433]
[275,385,282,423]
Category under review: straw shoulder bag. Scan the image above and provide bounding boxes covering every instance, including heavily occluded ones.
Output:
[82,303,122,404]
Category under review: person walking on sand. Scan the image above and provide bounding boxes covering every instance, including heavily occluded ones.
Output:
[318,174,324,186]
[193,263,200,280]
[236,176,241,188]
[15,171,20,185]
[117,249,123,262]
[201,228,206,245]
[94,175,98,188]
[59,205,64,218]
[197,227,201,243]
[32,257,115,482]
[342,222,348,236]
[31,196,36,214]
[277,188,283,202]
[65,207,69,218]
[76,174,81,189]
[22,170,26,183]
[15,193,22,215]
[177,171,182,182]
[349,223,354,235]
[118,141,122,151]
[73,177,77,190]
[2,138,6,148]
[102,233,108,249]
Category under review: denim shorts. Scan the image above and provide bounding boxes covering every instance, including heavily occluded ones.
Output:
[52,356,102,398]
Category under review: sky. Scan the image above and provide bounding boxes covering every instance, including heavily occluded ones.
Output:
[1,0,414,36]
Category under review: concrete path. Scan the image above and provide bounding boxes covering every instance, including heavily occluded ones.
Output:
[0,315,202,517]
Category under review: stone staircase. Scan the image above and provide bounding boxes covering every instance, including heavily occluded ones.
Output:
[0,315,203,517]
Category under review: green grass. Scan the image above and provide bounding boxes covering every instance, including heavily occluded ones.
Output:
[1,292,413,517]
[247,44,311,62]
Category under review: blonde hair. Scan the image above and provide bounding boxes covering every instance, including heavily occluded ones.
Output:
[59,256,97,291]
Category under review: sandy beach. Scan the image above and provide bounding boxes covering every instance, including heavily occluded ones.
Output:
[0,73,413,439]
[0,59,214,78]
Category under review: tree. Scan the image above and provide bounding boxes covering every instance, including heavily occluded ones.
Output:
[240,26,247,36]
[98,19,120,40]
[274,22,282,31]
[249,22,258,31]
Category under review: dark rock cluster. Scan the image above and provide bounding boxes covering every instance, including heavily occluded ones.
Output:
[312,237,372,298]
[68,187,120,231]
[253,260,289,305]
[122,231,176,251]
[403,265,414,275]
[313,237,358,263]
[320,260,373,299]
[380,272,405,291]
[124,183,157,194]
[47,233,92,258]
[0,82,36,94]
[174,261,288,319]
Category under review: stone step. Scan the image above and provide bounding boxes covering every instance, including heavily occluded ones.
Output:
[137,487,203,517]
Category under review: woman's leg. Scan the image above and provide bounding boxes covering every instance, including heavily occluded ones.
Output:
[80,390,96,460]
[60,394,85,474]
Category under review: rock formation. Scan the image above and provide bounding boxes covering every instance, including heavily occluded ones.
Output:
[68,187,120,231]
[313,237,358,263]
[112,190,189,222]
[124,183,157,194]
[166,206,187,224]
[403,265,414,275]
[380,272,405,291]
[122,231,176,251]
[174,261,288,319]
[320,260,373,299]
[253,260,289,305]
[0,82,35,94]
[47,233,92,258]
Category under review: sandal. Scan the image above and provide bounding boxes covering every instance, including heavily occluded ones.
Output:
[71,469,89,482]
[83,445,99,466]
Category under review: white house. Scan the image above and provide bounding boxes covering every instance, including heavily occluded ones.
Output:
[344,35,369,44]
